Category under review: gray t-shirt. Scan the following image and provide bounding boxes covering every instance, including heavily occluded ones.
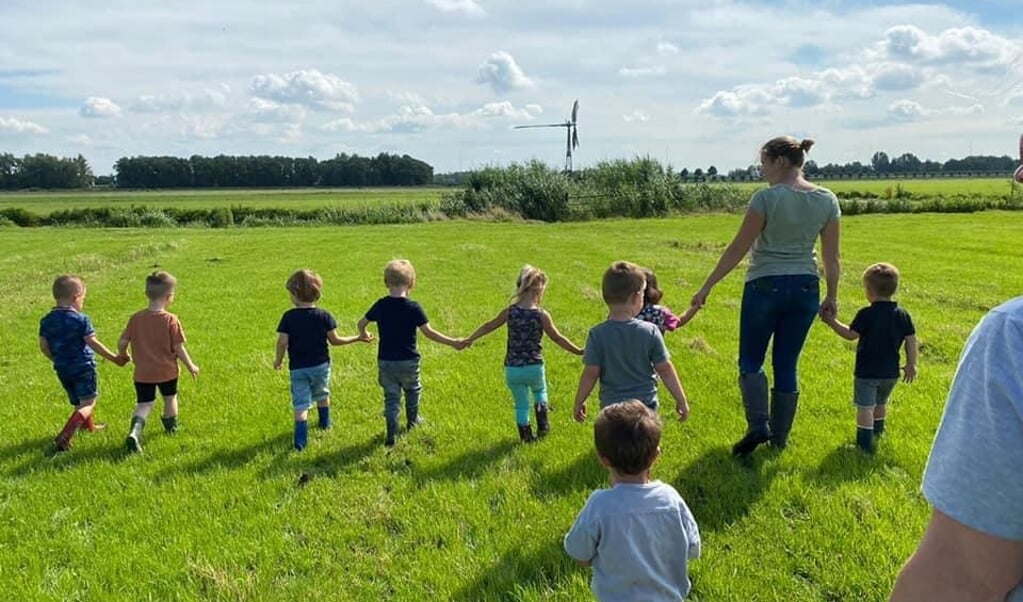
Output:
[746,184,841,282]
[582,319,670,407]
[922,296,1023,600]
[564,480,701,602]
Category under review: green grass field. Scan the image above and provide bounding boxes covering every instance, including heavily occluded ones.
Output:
[1,213,1021,601]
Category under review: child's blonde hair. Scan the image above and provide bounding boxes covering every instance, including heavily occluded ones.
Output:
[145,271,177,300]
[863,263,900,298]
[52,275,84,301]
[286,269,323,303]
[641,268,663,305]
[384,259,416,288]
[514,265,548,304]
[602,261,645,305]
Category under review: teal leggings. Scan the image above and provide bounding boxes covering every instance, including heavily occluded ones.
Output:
[505,364,548,426]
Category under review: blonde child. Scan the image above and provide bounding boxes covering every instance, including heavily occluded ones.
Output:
[357,260,462,447]
[574,261,690,422]
[39,275,128,452]
[119,271,199,453]
[274,269,371,451]
[820,263,918,453]
[636,268,694,334]
[462,265,584,442]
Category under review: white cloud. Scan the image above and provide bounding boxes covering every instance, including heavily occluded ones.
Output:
[622,110,649,123]
[79,96,122,118]
[424,0,484,16]
[475,51,534,94]
[131,87,229,113]
[619,65,667,78]
[0,116,48,135]
[250,69,358,112]
[887,98,983,122]
[879,25,1021,69]
[870,62,926,91]
[67,134,92,145]
[245,98,306,123]
[324,101,542,134]
[656,42,680,56]
[472,101,542,120]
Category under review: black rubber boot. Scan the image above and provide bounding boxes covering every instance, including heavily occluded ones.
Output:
[732,372,771,457]
[534,403,550,438]
[517,424,536,443]
[769,390,799,449]
[161,415,178,433]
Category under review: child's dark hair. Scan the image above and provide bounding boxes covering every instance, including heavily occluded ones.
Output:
[602,261,645,305]
[145,271,177,300]
[286,269,323,303]
[863,262,900,298]
[641,268,663,305]
[594,400,661,475]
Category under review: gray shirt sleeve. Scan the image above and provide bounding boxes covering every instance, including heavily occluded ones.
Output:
[922,301,1023,541]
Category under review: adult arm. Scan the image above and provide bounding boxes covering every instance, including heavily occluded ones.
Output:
[541,311,583,355]
[691,206,765,309]
[819,218,841,319]
[890,509,1023,602]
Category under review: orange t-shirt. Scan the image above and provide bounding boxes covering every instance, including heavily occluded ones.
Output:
[121,310,186,383]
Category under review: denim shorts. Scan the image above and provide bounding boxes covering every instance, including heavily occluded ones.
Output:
[290,362,331,411]
[853,377,898,408]
[57,366,99,406]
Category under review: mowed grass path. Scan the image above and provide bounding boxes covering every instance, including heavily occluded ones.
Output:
[0,213,1020,601]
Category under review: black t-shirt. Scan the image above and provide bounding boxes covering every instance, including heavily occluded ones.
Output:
[850,301,916,379]
[276,307,338,370]
[364,296,428,361]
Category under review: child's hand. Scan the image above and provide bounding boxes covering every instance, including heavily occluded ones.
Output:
[573,402,587,423]
[114,354,130,367]
[358,332,375,343]
[273,360,283,371]
[187,364,200,380]
[902,363,917,383]
[454,338,472,351]
[676,399,690,422]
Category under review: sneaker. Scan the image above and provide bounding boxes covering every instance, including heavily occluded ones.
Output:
[126,433,143,454]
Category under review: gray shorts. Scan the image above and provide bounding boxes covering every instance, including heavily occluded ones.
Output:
[854,377,898,408]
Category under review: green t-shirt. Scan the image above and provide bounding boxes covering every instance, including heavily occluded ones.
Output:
[746,184,840,282]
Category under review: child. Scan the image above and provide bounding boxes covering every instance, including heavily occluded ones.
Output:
[462,265,584,442]
[39,275,128,452]
[573,261,690,422]
[564,400,701,601]
[118,271,199,453]
[821,262,918,453]
[274,269,371,451]
[357,259,462,447]
[636,267,694,334]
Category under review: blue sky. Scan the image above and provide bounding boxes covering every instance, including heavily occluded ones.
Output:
[0,0,1021,174]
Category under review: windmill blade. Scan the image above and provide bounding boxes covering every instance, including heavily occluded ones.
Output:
[513,123,569,129]
[572,128,579,149]
[571,99,579,124]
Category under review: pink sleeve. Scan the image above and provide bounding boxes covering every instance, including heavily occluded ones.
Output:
[662,306,681,332]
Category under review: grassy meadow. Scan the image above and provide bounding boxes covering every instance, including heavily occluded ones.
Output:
[1,213,1021,601]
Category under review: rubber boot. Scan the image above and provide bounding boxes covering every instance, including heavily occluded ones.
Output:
[732,372,771,457]
[534,403,550,438]
[126,416,145,453]
[769,390,799,449]
[385,416,399,447]
[517,423,536,443]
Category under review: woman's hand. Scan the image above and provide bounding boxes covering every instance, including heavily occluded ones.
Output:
[820,296,838,320]
[690,286,711,311]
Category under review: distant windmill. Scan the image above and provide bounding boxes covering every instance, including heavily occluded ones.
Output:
[514,100,579,172]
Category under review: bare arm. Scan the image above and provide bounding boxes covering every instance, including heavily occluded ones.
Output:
[420,323,460,347]
[174,342,199,378]
[890,509,1023,602]
[822,316,860,341]
[903,334,918,383]
[85,334,126,365]
[465,308,509,345]
[328,329,373,346]
[654,360,689,421]
[274,333,288,370]
[691,207,765,309]
[39,337,53,361]
[117,336,130,358]
[573,364,602,422]
[541,311,583,355]
[356,317,371,340]
[819,218,841,318]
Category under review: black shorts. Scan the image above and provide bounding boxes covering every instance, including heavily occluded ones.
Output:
[134,379,178,404]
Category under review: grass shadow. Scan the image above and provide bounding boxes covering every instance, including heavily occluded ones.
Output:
[530,449,605,500]
[2,433,132,478]
[671,445,777,534]
[260,434,383,481]
[154,432,292,481]
[809,443,898,488]
[412,439,519,483]
[449,538,577,602]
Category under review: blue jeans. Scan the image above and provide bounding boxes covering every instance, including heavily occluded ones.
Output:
[738,275,820,393]
[378,359,422,436]
[505,364,548,426]
[289,362,330,411]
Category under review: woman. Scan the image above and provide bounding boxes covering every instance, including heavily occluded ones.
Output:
[690,136,841,457]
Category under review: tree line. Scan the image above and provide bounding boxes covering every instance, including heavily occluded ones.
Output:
[0,153,93,190]
[716,151,1020,181]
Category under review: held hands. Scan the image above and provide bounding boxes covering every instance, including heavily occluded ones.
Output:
[114,353,131,367]
[819,297,838,322]
[902,363,917,384]
[689,287,711,312]
[357,332,375,343]
[453,338,473,351]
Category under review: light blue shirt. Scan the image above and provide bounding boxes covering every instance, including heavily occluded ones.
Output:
[564,481,701,601]
[745,184,840,282]
[922,296,1023,600]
